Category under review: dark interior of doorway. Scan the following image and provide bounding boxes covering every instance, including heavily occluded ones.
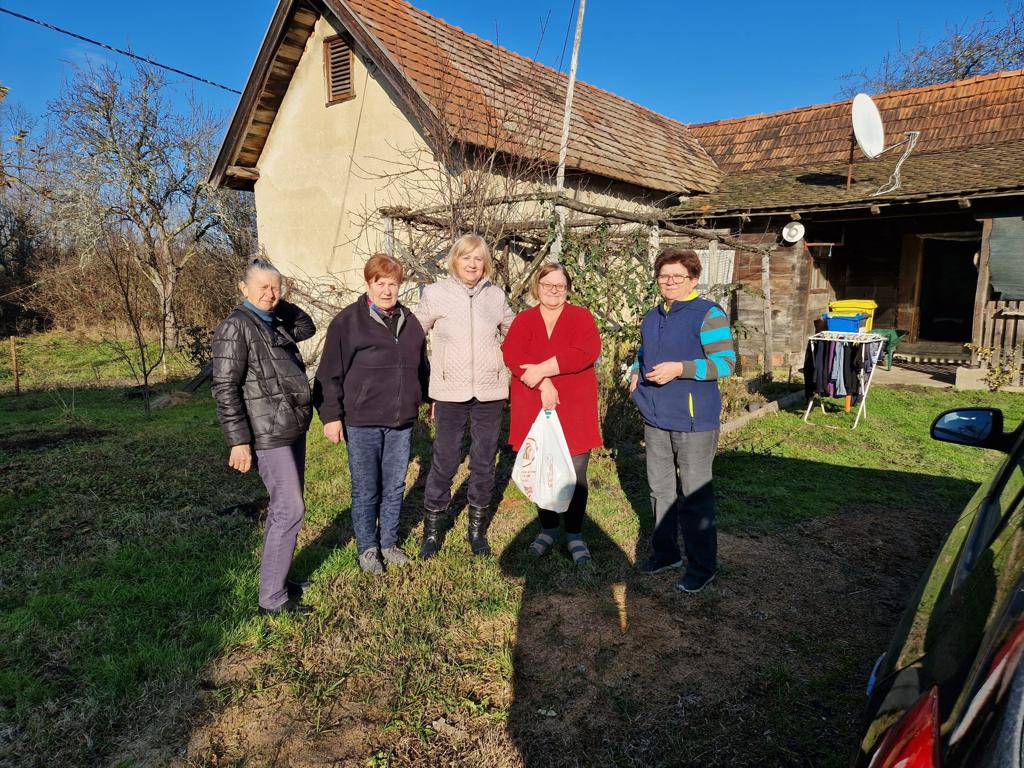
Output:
[917,238,979,342]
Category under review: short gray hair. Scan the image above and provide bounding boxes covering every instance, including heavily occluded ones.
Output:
[243,257,282,284]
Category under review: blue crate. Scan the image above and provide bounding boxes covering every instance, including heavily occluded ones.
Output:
[823,313,868,332]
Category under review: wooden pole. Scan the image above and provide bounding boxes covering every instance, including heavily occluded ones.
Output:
[550,0,586,263]
[761,250,774,380]
[647,224,660,266]
[10,335,19,396]
[384,216,394,257]
[970,219,993,368]
[846,132,856,191]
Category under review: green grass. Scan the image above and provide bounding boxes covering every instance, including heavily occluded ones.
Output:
[0,331,191,392]
[2,334,1021,766]
[715,386,1024,529]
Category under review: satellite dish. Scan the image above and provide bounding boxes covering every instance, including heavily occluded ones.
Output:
[782,221,805,243]
[852,93,885,159]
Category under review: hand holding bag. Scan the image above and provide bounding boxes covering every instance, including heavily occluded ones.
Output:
[511,410,577,512]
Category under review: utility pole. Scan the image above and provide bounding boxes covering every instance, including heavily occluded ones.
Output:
[549,0,586,263]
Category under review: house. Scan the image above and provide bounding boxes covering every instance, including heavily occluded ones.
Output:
[209,0,719,287]
[211,1,1024,385]
[677,70,1024,380]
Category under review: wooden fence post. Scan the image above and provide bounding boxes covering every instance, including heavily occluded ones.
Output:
[761,250,774,380]
[970,219,992,367]
[10,335,19,396]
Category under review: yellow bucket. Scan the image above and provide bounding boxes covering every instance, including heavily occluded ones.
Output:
[829,299,877,331]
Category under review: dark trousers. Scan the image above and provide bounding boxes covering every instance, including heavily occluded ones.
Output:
[423,398,505,511]
[346,425,413,554]
[645,425,719,580]
[538,451,590,534]
[255,438,307,610]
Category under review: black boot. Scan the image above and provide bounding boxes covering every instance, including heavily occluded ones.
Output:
[420,508,445,559]
[467,505,492,556]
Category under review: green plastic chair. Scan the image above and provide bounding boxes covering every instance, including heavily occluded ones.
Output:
[873,329,909,370]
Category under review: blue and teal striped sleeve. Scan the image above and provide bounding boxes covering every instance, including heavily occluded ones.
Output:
[628,345,643,376]
[680,306,736,381]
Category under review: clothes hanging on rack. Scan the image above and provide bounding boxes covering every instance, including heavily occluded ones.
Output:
[803,337,879,400]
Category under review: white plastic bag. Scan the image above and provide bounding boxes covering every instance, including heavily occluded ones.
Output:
[511,410,577,512]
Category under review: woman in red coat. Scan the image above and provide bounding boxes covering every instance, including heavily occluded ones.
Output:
[502,264,602,565]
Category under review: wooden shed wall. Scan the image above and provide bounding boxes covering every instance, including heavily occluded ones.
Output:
[732,234,811,369]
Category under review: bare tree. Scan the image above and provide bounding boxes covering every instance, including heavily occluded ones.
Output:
[841,2,1024,94]
[48,62,221,352]
[349,39,568,303]
[0,98,56,332]
[99,229,166,414]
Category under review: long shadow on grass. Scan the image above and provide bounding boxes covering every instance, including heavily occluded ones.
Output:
[499,513,640,767]
[0,387,263,766]
[504,448,982,767]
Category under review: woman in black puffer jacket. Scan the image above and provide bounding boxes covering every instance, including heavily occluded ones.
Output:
[211,257,316,616]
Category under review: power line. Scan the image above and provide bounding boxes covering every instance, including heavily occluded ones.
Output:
[0,6,242,95]
[556,0,578,72]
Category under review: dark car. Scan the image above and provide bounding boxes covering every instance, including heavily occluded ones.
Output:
[854,407,1024,768]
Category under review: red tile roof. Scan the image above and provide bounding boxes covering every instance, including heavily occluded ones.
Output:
[344,0,721,194]
[691,70,1024,173]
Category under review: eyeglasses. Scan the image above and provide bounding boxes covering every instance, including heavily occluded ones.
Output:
[657,274,694,285]
[538,282,568,293]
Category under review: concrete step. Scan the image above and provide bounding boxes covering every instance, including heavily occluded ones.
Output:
[894,353,970,364]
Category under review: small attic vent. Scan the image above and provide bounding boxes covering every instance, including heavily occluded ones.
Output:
[324,36,354,105]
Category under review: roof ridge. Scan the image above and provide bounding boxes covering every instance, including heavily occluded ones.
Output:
[690,68,1024,129]
[384,0,702,137]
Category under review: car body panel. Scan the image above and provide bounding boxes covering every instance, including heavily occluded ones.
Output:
[856,424,1024,766]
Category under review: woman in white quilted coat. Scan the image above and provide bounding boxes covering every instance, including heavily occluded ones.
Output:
[414,234,515,558]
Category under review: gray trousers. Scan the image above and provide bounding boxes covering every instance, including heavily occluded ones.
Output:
[255,439,307,609]
[644,425,719,579]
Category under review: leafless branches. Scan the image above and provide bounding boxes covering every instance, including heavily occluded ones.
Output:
[47,61,224,351]
[840,3,1024,95]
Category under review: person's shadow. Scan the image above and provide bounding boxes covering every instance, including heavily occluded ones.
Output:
[499,494,670,766]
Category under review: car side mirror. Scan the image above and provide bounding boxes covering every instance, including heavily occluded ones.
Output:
[931,408,1006,450]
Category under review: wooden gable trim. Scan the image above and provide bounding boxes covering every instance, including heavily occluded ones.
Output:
[210,0,444,191]
[209,0,319,190]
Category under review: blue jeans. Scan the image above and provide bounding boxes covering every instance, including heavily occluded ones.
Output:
[346,425,413,554]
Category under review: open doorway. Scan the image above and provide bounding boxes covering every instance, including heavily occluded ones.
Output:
[917,238,979,342]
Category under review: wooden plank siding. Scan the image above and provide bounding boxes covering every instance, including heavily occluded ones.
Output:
[732,235,810,370]
[977,299,1024,386]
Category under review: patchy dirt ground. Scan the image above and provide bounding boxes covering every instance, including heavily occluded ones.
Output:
[172,500,953,768]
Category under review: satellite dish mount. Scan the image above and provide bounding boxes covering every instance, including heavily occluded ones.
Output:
[849,93,920,196]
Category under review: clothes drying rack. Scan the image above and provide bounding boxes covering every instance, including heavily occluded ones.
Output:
[803,331,885,430]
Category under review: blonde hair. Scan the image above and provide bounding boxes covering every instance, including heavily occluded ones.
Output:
[446,234,493,281]
[529,263,572,302]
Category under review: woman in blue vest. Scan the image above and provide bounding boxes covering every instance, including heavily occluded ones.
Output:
[629,247,736,593]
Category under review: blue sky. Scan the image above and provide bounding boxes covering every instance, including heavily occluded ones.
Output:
[0,0,1014,132]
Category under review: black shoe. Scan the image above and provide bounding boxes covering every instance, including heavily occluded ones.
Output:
[258,599,313,616]
[286,578,310,600]
[638,556,684,574]
[467,505,492,556]
[676,571,716,594]
[420,508,446,559]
